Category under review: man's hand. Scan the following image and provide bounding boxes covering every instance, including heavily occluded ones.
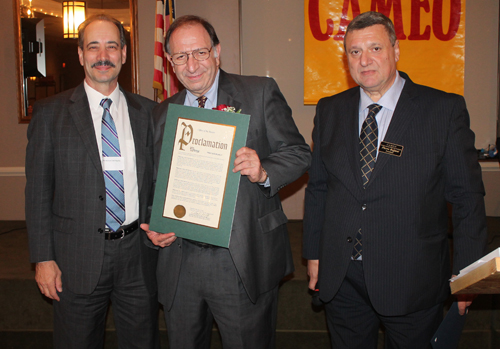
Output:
[233,147,267,183]
[451,277,476,315]
[456,294,476,315]
[141,223,177,248]
[307,259,319,291]
[35,260,62,301]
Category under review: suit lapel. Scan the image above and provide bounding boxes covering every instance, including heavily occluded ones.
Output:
[217,70,243,112]
[368,76,418,185]
[342,89,365,190]
[124,89,149,195]
[170,89,187,105]
[68,84,102,173]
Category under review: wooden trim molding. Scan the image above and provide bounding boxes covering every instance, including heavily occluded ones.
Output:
[0,167,25,177]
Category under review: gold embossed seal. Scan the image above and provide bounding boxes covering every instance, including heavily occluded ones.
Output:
[173,205,186,218]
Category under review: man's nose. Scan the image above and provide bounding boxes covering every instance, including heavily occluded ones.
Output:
[185,53,199,72]
[359,51,372,66]
[97,48,109,62]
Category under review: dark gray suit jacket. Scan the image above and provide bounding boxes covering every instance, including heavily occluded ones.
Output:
[26,83,158,295]
[303,72,487,316]
[152,70,311,309]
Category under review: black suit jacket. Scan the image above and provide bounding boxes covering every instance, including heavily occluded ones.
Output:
[152,70,311,309]
[303,72,487,316]
[26,83,158,295]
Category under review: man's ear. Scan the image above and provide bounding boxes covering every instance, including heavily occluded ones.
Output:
[214,44,221,66]
[394,40,400,63]
[121,44,127,64]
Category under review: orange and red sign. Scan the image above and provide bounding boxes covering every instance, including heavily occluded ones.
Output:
[304,0,465,104]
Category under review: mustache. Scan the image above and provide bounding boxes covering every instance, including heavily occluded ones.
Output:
[91,60,116,68]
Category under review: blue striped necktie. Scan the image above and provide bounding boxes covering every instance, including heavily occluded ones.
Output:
[101,98,125,232]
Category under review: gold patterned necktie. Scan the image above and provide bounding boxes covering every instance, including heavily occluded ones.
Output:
[197,96,207,108]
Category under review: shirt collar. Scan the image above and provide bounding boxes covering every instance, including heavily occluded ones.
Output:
[359,72,405,113]
[84,81,121,113]
[185,69,220,109]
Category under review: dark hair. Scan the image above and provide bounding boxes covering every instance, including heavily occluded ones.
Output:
[344,11,397,50]
[165,15,220,54]
[78,14,127,50]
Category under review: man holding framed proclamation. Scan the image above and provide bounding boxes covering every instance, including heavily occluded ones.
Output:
[141,15,311,349]
[149,103,250,248]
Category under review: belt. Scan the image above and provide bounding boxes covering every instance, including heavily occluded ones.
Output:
[185,239,217,248]
[105,220,138,240]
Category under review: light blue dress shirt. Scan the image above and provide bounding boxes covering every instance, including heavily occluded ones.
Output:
[358,72,406,159]
[184,70,220,109]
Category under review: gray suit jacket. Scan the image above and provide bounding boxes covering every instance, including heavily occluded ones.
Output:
[26,83,158,295]
[303,72,487,316]
[152,70,311,309]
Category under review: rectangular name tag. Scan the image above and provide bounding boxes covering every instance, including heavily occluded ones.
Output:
[379,141,404,157]
[103,157,124,171]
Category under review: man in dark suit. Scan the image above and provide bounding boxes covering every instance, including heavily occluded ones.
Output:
[141,15,311,349]
[25,14,159,348]
[303,11,487,348]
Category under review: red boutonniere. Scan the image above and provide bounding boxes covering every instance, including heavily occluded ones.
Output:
[213,104,241,113]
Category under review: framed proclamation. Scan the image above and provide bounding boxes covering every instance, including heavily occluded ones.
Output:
[150,104,250,248]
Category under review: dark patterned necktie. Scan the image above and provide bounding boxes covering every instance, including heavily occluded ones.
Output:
[101,98,125,232]
[360,104,381,186]
[353,103,381,259]
[197,96,207,108]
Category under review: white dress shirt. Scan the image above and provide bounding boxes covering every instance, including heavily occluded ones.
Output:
[84,81,139,225]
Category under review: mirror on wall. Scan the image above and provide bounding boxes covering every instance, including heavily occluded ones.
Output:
[15,0,138,123]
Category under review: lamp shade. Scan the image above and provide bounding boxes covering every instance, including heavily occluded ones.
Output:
[62,1,86,39]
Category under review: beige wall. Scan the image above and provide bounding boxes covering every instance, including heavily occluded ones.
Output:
[464,0,499,150]
[0,1,28,220]
[1,0,500,220]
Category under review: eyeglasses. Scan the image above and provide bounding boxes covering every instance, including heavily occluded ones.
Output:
[170,47,213,66]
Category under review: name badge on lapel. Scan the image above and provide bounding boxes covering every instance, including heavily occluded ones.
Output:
[103,157,124,171]
[379,141,404,157]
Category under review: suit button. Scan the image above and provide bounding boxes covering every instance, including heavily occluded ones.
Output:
[99,195,104,201]
[362,204,367,211]
[347,237,353,243]
[98,228,103,233]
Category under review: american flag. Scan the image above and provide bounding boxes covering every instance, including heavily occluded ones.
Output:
[153,0,178,101]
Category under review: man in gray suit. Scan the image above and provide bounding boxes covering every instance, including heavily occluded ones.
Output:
[25,14,159,348]
[303,11,487,348]
[141,15,311,349]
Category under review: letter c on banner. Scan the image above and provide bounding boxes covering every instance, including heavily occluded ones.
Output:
[308,0,334,41]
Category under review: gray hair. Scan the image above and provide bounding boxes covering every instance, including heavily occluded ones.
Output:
[344,11,397,50]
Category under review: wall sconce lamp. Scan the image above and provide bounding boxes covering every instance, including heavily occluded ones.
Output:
[62,1,86,39]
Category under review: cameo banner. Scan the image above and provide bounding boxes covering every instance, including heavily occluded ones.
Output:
[304,0,466,104]
[150,104,250,248]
